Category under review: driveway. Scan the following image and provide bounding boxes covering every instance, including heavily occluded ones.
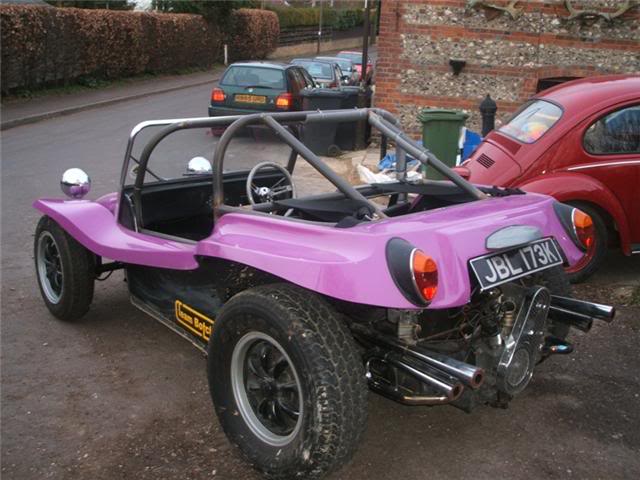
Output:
[1,74,639,480]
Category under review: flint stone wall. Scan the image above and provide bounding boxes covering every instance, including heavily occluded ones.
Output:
[375,0,640,134]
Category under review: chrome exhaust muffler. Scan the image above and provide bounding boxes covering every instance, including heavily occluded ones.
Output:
[352,323,485,390]
[365,351,464,406]
[549,295,615,333]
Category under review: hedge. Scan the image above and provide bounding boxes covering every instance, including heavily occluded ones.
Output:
[0,5,278,94]
[268,6,371,31]
[227,8,279,62]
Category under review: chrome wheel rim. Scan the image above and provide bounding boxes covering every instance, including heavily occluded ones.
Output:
[231,332,303,446]
[37,232,63,304]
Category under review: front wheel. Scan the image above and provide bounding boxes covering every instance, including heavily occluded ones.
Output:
[34,216,95,321]
[207,284,368,479]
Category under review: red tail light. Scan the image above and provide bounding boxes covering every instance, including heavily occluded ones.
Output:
[573,209,595,250]
[411,250,438,302]
[276,93,293,110]
[211,88,225,102]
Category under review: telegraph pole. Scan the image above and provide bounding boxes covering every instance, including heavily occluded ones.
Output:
[360,0,371,88]
[355,0,372,149]
[317,0,324,55]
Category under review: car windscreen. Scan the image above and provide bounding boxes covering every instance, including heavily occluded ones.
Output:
[317,57,351,72]
[295,61,333,79]
[337,52,364,64]
[499,100,563,144]
[220,66,285,89]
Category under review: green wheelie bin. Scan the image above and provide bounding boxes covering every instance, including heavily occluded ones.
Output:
[417,109,468,180]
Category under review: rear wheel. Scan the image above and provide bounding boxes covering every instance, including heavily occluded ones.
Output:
[207,283,368,479]
[34,216,95,321]
[565,203,608,284]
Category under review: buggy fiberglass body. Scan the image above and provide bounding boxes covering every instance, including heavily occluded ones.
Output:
[33,108,615,479]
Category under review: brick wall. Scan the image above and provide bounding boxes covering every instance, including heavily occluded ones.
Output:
[375,0,640,134]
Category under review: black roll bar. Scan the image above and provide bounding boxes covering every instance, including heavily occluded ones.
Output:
[132,108,485,229]
[368,111,487,201]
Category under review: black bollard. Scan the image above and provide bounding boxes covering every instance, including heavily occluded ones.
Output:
[479,94,497,136]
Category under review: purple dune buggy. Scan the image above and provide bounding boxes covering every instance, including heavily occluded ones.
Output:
[33,109,614,479]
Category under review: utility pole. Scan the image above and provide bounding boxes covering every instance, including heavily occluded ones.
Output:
[360,0,371,88]
[355,0,372,149]
[317,0,324,55]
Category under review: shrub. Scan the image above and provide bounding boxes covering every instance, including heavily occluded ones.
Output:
[0,5,221,93]
[226,8,279,62]
[267,6,371,31]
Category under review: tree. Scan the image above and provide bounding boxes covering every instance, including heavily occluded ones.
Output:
[45,1,134,9]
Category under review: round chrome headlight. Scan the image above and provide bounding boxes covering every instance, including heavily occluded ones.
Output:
[187,157,212,175]
[60,168,91,199]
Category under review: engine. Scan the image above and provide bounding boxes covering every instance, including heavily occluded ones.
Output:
[462,284,552,409]
[351,283,576,411]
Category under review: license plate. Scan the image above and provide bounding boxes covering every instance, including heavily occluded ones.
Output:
[235,94,266,104]
[470,238,563,290]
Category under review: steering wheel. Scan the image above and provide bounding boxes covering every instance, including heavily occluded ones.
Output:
[246,162,296,207]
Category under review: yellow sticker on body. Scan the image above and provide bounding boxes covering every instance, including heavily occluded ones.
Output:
[175,300,214,341]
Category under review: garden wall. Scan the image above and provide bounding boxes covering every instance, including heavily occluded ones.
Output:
[375,0,640,133]
[226,8,279,62]
[0,6,278,94]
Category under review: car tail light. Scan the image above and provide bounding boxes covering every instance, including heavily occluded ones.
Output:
[386,238,438,306]
[573,209,594,250]
[211,88,225,102]
[411,250,438,302]
[276,93,293,110]
[553,202,594,253]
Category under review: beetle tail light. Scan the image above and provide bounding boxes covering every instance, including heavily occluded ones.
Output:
[411,250,438,302]
[276,93,293,110]
[573,209,594,250]
[211,88,225,103]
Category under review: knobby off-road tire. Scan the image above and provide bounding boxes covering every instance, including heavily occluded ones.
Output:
[34,216,95,321]
[207,283,368,479]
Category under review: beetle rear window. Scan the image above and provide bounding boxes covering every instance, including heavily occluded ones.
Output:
[221,67,285,89]
[294,61,333,79]
[499,100,563,144]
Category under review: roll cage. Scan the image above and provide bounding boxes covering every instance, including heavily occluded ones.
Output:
[119,109,486,230]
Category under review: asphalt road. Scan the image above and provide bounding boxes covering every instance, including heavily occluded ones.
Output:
[2,82,640,480]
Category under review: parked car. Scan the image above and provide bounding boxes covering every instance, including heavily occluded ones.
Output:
[290,58,344,89]
[315,55,358,85]
[208,62,315,132]
[460,75,639,282]
[337,50,374,84]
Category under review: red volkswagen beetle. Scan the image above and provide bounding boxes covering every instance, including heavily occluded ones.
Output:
[462,75,640,282]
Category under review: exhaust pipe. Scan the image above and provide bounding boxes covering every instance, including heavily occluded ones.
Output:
[366,352,464,405]
[551,296,615,322]
[549,295,615,333]
[352,323,485,389]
